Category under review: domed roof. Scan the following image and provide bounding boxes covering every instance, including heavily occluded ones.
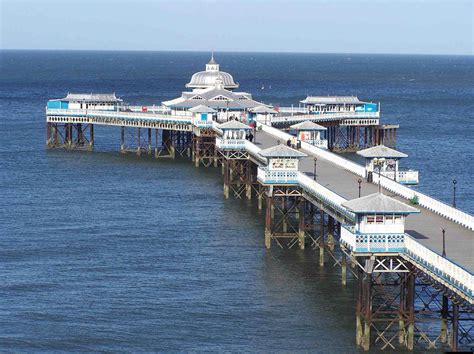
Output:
[186,54,239,89]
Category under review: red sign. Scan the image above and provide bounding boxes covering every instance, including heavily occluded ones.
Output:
[142,106,148,112]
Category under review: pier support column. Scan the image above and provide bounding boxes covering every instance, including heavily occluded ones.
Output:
[440,295,449,344]
[356,267,363,346]
[362,272,372,351]
[265,192,273,249]
[327,216,335,251]
[406,271,415,350]
[298,198,305,250]
[319,211,325,267]
[451,302,459,351]
[46,122,52,147]
[154,129,159,157]
[137,128,141,156]
[341,254,347,286]
[120,126,125,152]
[223,160,230,199]
[89,124,94,150]
[147,128,152,155]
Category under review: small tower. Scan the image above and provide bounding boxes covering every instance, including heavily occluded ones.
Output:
[340,192,419,253]
[290,120,328,149]
[357,144,419,185]
[205,52,220,72]
[189,104,217,128]
[217,120,252,150]
[257,144,307,184]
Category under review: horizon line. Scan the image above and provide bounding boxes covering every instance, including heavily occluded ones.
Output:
[1,48,473,57]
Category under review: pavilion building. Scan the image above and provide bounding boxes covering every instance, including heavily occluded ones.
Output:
[162,54,272,122]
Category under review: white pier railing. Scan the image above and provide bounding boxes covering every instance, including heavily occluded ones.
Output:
[271,111,380,124]
[257,168,299,185]
[380,170,419,185]
[340,227,473,301]
[216,138,246,150]
[259,123,474,230]
[403,236,473,300]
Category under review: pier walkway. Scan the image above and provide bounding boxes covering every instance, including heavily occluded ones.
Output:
[251,126,474,274]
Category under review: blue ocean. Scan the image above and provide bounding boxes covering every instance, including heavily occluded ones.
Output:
[0,50,472,351]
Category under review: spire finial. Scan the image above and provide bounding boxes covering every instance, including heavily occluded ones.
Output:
[208,51,217,65]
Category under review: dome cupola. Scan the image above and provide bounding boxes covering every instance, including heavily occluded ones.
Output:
[186,53,239,90]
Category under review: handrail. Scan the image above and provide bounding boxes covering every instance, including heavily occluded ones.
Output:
[272,111,380,123]
[46,108,193,123]
[404,236,473,299]
[259,122,474,230]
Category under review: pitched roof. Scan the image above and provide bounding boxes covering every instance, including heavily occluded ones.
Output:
[218,120,252,130]
[357,145,408,159]
[290,121,327,131]
[62,93,122,102]
[250,105,277,114]
[300,96,363,105]
[188,105,217,113]
[342,193,419,214]
[259,144,307,158]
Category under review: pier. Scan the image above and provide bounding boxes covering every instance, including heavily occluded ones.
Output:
[45,56,473,351]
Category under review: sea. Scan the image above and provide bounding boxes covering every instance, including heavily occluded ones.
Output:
[0,50,472,352]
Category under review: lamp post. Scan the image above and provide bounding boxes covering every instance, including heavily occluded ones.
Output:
[358,178,362,198]
[373,157,385,193]
[314,157,317,181]
[442,228,446,257]
[452,179,457,208]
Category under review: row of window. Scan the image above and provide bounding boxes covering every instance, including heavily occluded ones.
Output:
[366,215,402,224]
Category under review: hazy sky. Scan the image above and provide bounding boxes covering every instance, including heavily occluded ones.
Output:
[1,0,472,55]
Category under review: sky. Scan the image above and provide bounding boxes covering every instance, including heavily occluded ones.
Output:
[0,0,472,55]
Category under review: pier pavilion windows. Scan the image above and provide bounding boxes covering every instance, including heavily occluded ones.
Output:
[340,193,419,253]
[257,144,307,185]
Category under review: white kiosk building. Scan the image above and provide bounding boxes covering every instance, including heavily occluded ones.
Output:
[216,121,252,150]
[340,192,419,253]
[357,145,419,185]
[290,121,328,149]
[189,105,217,128]
[257,145,307,185]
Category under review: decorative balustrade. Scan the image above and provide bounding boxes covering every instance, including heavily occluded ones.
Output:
[380,170,419,185]
[403,236,473,300]
[216,137,246,150]
[340,225,405,253]
[257,168,299,184]
[259,123,473,230]
[340,227,473,300]
[46,108,193,123]
[271,111,380,124]
[297,172,355,220]
[306,139,328,149]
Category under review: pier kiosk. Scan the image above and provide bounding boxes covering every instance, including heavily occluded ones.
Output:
[258,145,307,250]
[217,121,254,200]
[257,144,306,185]
[340,192,419,254]
[189,105,217,128]
[339,192,419,350]
[290,121,328,149]
[358,145,419,185]
[216,120,252,150]
[249,105,278,125]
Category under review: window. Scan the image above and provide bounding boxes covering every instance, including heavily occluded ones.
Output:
[211,95,230,101]
[376,215,384,224]
[366,216,375,224]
